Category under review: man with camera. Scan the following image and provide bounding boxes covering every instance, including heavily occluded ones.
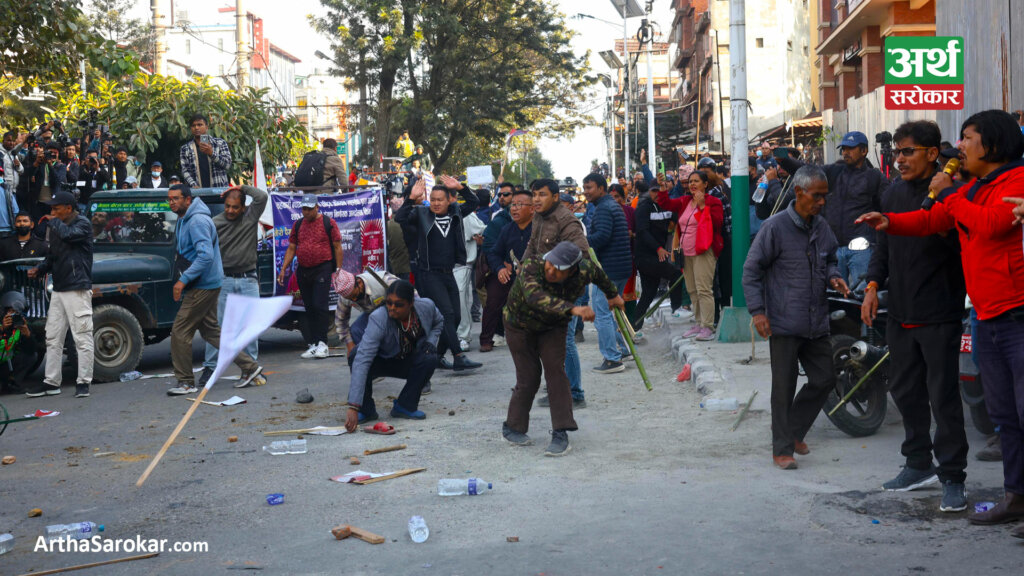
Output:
[0,291,38,395]
[0,212,46,261]
[25,143,67,221]
[180,113,232,189]
[25,191,93,398]
[78,151,109,211]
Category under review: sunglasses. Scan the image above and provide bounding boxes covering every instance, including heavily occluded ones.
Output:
[498,192,513,197]
[894,146,930,158]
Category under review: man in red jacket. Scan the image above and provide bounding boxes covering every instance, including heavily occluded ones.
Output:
[858,110,1024,538]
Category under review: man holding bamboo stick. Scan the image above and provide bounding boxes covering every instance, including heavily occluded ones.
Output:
[502,241,622,456]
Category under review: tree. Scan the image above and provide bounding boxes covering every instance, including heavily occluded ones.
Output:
[87,0,154,62]
[47,74,310,182]
[505,146,554,186]
[0,1,138,92]
[313,0,592,174]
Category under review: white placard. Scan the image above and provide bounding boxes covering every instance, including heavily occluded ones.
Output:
[466,165,494,186]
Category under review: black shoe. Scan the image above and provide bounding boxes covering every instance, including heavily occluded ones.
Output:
[939,481,968,512]
[197,367,214,388]
[502,422,532,446]
[573,397,587,409]
[882,465,938,491]
[545,430,571,457]
[592,360,625,374]
[74,384,90,398]
[437,357,454,370]
[453,354,482,372]
[26,382,61,397]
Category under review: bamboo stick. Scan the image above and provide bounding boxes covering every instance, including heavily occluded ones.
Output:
[614,308,653,391]
[827,351,890,417]
[352,467,426,485]
[136,387,211,486]
[16,553,159,576]
[264,426,348,437]
[641,274,686,322]
[363,444,406,456]
[730,390,759,432]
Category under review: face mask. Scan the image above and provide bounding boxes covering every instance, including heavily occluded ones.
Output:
[152,172,162,178]
[574,212,584,219]
[15,226,31,236]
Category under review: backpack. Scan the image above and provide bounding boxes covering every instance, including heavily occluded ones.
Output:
[294,151,327,187]
[295,214,339,271]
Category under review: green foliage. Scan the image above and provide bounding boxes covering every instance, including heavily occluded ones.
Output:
[0,0,139,92]
[505,146,555,185]
[87,0,155,63]
[46,75,310,182]
[312,0,592,174]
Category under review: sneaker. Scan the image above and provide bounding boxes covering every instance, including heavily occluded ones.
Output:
[459,339,470,351]
[536,394,550,407]
[197,367,214,387]
[592,360,625,374]
[167,382,199,396]
[673,308,694,320]
[235,366,265,388]
[300,343,318,359]
[695,327,716,341]
[939,481,968,512]
[573,397,587,409]
[976,435,1002,462]
[633,331,645,341]
[545,430,571,457]
[25,382,61,397]
[502,422,533,446]
[74,384,90,398]
[882,465,939,492]
[493,336,506,347]
[421,381,432,395]
[620,353,634,362]
[313,341,329,359]
[682,325,702,338]
[357,411,379,424]
[453,355,482,372]
[390,400,426,420]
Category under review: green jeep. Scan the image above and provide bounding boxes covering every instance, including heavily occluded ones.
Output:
[0,188,292,382]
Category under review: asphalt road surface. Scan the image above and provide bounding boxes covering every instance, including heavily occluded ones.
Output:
[0,316,1019,575]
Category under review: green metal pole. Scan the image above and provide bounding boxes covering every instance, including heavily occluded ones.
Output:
[730,173,749,308]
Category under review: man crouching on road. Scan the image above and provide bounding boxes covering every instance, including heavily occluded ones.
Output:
[502,241,623,456]
[743,166,850,470]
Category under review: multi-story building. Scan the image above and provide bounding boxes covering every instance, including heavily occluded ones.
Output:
[609,39,679,172]
[295,70,361,172]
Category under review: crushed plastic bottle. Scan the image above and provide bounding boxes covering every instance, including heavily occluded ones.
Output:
[0,533,13,555]
[262,439,307,455]
[408,516,429,543]
[119,371,143,382]
[700,397,739,411]
[44,522,103,541]
[437,478,493,496]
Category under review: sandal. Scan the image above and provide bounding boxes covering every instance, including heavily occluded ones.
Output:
[362,422,396,435]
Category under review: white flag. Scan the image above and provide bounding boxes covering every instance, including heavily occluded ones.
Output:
[254,139,275,226]
[205,294,292,389]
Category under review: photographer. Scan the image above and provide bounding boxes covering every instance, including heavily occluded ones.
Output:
[0,291,38,395]
[25,143,67,221]
[62,143,80,186]
[78,151,109,211]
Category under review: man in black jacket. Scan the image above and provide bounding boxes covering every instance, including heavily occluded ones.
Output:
[77,151,109,212]
[0,212,48,261]
[24,143,67,221]
[395,175,482,371]
[632,180,683,331]
[26,192,94,398]
[860,120,968,512]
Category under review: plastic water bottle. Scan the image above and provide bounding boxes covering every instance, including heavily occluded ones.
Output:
[437,478,493,496]
[0,533,13,555]
[119,371,143,382]
[408,516,429,543]
[262,439,307,455]
[700,397,739,411]
[752,182,768,203]
[44,522,103,541]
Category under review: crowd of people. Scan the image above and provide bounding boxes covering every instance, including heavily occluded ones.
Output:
[2,107,1024,539]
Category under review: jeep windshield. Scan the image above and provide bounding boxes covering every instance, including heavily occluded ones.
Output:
[88,198,225,245]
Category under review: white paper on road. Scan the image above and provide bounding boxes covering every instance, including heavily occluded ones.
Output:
[330,470,395,483]
[205,295,292,390]
[203,395,247,407]
[306,426,348,436]
[466,165,494,185]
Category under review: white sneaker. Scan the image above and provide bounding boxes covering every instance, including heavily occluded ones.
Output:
[493,336,506,347]
[300,343,318,359]
[459,339,470,351]
[313,341,329,359]
[672,308,694,320]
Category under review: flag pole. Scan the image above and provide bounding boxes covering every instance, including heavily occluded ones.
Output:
[136,387,211,487]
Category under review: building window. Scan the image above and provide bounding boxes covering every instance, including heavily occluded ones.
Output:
[756,38,764,48]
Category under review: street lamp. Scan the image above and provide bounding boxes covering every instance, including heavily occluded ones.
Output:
[598,50,623,70]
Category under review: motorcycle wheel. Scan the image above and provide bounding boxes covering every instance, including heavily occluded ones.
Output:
[823,334,888,437]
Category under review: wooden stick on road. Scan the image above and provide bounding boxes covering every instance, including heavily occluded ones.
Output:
[352,467,426,485]
[16,553,159,576]
[136,387,211,487]
[364,444,407,456]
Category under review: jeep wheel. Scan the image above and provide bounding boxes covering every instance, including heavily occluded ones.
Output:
[92,304,145,383]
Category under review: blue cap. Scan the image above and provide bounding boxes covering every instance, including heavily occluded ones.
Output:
[559,193,575,204]
[837,131,869,149]
[151,161,162,168]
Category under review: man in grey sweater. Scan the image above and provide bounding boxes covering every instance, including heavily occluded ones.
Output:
[201,185,269,384]
[743,166,849,471]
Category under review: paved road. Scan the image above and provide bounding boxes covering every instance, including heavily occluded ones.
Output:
[0,315,1019,575]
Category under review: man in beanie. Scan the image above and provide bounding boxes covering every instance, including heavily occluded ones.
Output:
[502,241,623,457]
[334,268,403,354]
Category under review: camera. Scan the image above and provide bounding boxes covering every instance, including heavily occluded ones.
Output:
[875,130,893,155]
[11,312,24,326]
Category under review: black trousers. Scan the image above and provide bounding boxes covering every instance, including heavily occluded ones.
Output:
[347,347,436,417]
[887,319,967,483]
[415,269,463,357]
[297,261,333,345]
[480,273,510,345]
[769,335,835,456]
[0,347,38,391]
[714,233,732,323]
[634,256,683,331]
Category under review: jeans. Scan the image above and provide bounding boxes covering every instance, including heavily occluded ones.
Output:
[566,313,583,400]
[973,313,1024,495]
[591,278,628,363]
[347,346,436,417]
[204,276,261,369]
[836,246,872,290]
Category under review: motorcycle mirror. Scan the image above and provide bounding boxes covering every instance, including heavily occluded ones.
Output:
[848,237,870,251]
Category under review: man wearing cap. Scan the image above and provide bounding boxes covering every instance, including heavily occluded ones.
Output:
[199,184,270,385]
[502,241,623,456]
[140,161,169,189]
[25,191,94,398]
[334,268,402,356]
[277,193,344,359]
[166,183,266,395]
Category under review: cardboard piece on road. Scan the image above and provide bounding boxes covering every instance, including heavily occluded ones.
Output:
[466,165,494,186]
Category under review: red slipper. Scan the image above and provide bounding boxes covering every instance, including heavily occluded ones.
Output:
[677,364,692,382]
[362,422,396,435]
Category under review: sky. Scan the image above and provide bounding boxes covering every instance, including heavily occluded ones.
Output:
[126,0,674,179]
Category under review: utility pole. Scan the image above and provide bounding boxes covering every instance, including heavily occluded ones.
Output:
[623,19,630,175]
[151,0,165,75]
[235,0,248,90]
[643,9,655,171]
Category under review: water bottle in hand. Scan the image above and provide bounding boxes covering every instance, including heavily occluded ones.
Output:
[408,516,429,543]
[752,182,768,203]
[437,478,493,496]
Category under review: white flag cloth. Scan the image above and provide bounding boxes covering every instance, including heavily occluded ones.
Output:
[205,295,292,390]
[254,140,274,226]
